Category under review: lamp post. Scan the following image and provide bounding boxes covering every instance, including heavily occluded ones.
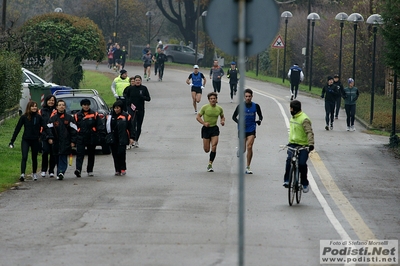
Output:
[114,0,119,43]
[307,13,320,91]
[281,11,293,83]
[201,11,207,67]
[366,14,383,125]
[194,0,200,65]
[146,11,155,45]
[347,13,364,82]
[335,12,348,79]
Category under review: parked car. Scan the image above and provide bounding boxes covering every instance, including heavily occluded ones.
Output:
[53,89,111,154]
[19,68,59,115]
[163,44,203,65]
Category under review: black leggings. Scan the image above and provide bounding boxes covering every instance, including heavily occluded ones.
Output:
[230,83,237,99]
[158,64,165,79]
[212,81,221,93]
[325,102,335,126]
[21,139,40,174]
[130,110,145,142]
[41,140,55,174]
[345,104,356,126]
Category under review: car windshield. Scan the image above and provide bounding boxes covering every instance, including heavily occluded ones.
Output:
[61,97,97,114]
[22,71,46,85]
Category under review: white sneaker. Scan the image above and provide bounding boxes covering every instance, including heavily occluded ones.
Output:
[88,172,94,176]
[303,185,309,193]
[351,125,356,131]
[33,173,38,181]
[245,167,253,174]
[134,141,139,148]
[40,172,46,177]
[126,144,132,150]
[346,126,350,131]
[49,173,55,178]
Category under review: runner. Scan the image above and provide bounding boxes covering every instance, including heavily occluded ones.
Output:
[186,65,206,114]
[232,88,263,174]
[196,92,225,172]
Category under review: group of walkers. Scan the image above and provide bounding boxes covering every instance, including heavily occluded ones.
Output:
[10,68,152,181]
[107,40,128,72]
[287,64,359,132]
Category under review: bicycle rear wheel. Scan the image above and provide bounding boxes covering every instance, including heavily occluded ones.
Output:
[288,166,296,206]
[296,180,302,204]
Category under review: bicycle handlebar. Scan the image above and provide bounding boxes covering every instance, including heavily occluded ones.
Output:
[280,145,309,152]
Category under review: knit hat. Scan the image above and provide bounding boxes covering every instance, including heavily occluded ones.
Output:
[120,69,127,75]
[80,98,91,106]
[327,76,334,81]
[348,78,354,84]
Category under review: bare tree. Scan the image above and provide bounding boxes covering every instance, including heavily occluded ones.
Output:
[155,0,208,45]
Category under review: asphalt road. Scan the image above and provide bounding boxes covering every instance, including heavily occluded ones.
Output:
[0,62,398,266]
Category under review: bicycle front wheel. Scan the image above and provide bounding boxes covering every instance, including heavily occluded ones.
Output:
[288,166,296,206]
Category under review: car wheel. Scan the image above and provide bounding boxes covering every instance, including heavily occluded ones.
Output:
[167,56,174,63]
[102,144,111,155]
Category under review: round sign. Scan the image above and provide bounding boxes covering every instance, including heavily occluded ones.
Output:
[205,0,279,56]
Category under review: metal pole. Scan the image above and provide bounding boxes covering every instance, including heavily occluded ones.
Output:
[370,26,377,124]
[194,0,200,64]
[391,74,397,137]
[238,1,246,265]
[282,18,288,83]
[338,21,344,79]
[148,16,151,45]
[352,23,357,81]
[308,21,315,91]
[305,0,311,82]
[114,0,119,43]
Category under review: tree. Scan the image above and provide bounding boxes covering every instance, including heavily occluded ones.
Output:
[15,13,105,88]
[380,0,400,75]
[155,0,208,45]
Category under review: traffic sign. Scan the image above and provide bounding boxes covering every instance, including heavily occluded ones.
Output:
[205,0,279,56]
[272,35,284,48]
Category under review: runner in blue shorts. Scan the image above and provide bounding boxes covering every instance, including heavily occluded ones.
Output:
[186,65,207,114]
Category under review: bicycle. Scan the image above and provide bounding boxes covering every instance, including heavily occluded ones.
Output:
[282,145,309,206]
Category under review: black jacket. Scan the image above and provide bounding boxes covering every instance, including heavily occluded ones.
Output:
[10,112,44,144]
[39,106,56,141]
[46,111,77,155]
[74,109,106,145]
[123,85,151,111]
[321,83,340,103]
[333,80,345,99]
[106,111,134,146]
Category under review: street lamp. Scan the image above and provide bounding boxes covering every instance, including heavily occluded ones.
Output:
[281,11,293,83]
[334,12,348,79]
[146,11,155,46]
[347,13,364,82]
[201,11,207,67]
[307,12,320,91]
[366,14,383,124]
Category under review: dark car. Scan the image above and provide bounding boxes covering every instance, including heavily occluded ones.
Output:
[163,44,203,65]
[53,89,111,154]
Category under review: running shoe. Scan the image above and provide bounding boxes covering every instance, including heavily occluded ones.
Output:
[144,74,147,79]
[49,173,55,178]
[115,172,120,176]
[283,182,289,188]
[19,174,25,182]
[57,173,64,180]
[207,163,214,172]
[346,126,350,131]
[134,141,139,148]
[74,169,81,178]
[325,125,329,130]
[351,125,356,131]
[121,170,126,175]
[290,95,294,101]
[245,166,253,174]
[88,172,94,176]
[40,172,46,177]
[303,185,309,193]
[33,173,38,181]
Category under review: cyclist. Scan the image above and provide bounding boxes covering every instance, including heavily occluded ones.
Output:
[283,100,314,193]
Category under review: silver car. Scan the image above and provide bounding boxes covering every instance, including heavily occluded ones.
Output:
[163,44,203,65]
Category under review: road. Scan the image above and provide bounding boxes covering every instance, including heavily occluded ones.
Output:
[0,62,399,266]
